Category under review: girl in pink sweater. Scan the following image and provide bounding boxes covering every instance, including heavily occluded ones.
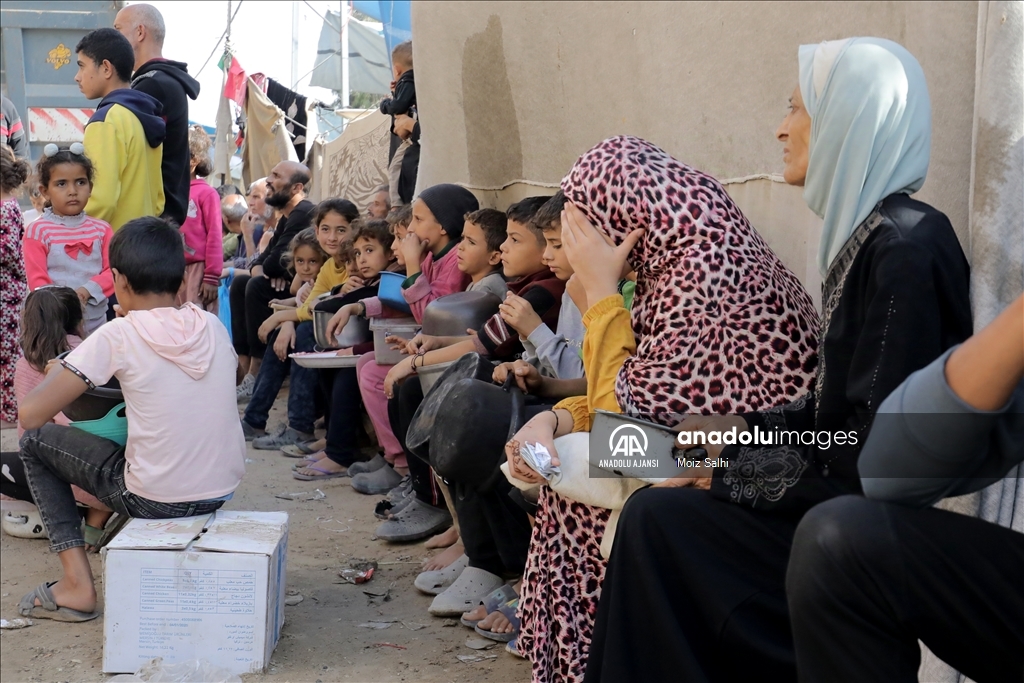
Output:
[22,144,114,334]
[176,125,222,312]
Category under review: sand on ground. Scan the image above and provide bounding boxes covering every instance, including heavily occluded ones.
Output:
[0,395,529,683]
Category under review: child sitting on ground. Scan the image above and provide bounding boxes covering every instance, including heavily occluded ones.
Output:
[292,219,400,481]
[324,184,480,496]
[240,223,333,449]
[23,144,114,334]
[1,287,110,543]
[177,125,222,311]
[460,208,508,300]
[17,217,245,622]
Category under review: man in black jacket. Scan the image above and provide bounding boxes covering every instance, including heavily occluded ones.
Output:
[243,161,314,374]
[115,3,200,227]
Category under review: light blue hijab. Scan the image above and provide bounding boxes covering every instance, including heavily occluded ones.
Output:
[799,37,932,276]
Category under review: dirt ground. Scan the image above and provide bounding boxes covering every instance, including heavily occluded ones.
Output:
[0,396,530,683]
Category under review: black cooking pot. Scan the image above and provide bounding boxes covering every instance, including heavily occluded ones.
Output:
[56,351,124,422]
[429,374,526,491]
[406,353,496,460]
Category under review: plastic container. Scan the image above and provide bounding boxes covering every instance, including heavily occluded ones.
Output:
[377,271,412,314]
[369,317,419,365]
[418,360,454,396]
[57,350,124,422]
[70,403,128,446]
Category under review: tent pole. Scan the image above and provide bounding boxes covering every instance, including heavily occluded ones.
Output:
[341,1,350,109]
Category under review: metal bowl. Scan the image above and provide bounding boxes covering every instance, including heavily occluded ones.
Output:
[313,308,371,350]
[422,291,502,337]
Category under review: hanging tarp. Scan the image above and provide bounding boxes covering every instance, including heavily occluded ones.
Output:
[317,110,391,211]
[353,0,411,58]
[310,12,392,95]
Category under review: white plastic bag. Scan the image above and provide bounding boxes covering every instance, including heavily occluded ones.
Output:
[106,657,242,683]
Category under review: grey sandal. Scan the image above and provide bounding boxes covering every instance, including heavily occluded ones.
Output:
[18,582,101,622]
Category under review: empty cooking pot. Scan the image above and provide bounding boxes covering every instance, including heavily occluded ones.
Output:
[421,291,502,337]
[313,308,371,350]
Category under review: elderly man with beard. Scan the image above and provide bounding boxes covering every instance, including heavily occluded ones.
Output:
[231,162,313,399]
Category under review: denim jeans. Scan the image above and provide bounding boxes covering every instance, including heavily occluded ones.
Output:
[243,321,317,434]
[319,367,365,467]
[19,424,226,553]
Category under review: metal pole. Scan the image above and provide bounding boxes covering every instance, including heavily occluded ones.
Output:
[291,1,300,88]
[341,1,350,108]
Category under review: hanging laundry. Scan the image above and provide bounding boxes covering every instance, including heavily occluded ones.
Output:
[265,78,309,160]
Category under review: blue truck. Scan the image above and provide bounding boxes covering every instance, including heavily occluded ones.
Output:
[1,1,122,162]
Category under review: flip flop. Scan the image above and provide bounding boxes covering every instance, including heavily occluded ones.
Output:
[292,465,348,481]
[506,637,525,659]
[281,440,321,457]
[291,454,323,470]
[18,582,100,622]
[475,598,520,642]
[460,583,518,629]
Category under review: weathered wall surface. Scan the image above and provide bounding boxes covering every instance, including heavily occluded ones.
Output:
[412,1,979,302]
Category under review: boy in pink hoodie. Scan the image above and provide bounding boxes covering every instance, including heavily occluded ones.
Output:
[17,217,246,623]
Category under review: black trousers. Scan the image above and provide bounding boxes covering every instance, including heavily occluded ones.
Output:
[1,450,33,502]
[787,495,1024,683]
[388,377,442,507]
[585,487,801,683]
[454,478,534,578]
[318,367,368,468]
[230,274,278,359]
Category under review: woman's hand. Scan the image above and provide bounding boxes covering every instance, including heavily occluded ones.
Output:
[505,411,560,484]
[273,322,296,362]
[493,359,544,395]
[561,202,644,308]
[269,277,288,292]
[339,276,365,296]
[384,356,416,399]
[499,293,543,337]
[565,274,588,315]
[324,304,355,344]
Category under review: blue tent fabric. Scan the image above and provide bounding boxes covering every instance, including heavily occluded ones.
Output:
[353,0,411,57]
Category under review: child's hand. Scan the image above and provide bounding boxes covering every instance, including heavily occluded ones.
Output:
[258,316,280,343]
[269,277,289,292]
[492,360,544,394]
[324,305,353,344]
[384,356,416,399]
[335,347,354,357]
[76,287,90,306]
[401,232,428,265]
[400,333,440,355]
[44,358,63,376]
[340,276,365,295]
[394,114,416,141]
[499,293,543,337]
[274,322,296,361]
[295,281,313,305]
[201,283,218,306]
[113,304,127,318]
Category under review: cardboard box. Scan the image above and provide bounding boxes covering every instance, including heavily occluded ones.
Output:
[101,511,288,675]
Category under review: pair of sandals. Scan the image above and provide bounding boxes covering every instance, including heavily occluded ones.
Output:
[460,583,521,644]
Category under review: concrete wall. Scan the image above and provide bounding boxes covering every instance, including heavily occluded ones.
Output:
[411,1,979,303]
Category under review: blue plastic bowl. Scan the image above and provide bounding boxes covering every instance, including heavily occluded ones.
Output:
[378,271,412,314]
